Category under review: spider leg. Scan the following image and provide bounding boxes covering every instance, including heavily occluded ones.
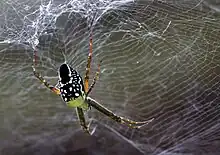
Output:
[32,49,60,95]
[76,107,90,134]
[87,97,154,128]
[32,65,60,95]
[84,31,93,92]
[86,60,102,97]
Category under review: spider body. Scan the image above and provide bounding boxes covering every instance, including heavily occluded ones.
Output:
[58,64,89,110]
[32,26,154,134]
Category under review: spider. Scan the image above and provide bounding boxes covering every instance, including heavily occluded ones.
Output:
[32,29,154,134]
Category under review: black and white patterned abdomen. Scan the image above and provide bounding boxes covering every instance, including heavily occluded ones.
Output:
[59,67,85,102]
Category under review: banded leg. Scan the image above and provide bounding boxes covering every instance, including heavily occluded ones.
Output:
[32,50,60,95]
[84,31,93,92]
[87,97,154,128]
[32,66,61,95]
[76,107,90,134]
[86,60,102,97]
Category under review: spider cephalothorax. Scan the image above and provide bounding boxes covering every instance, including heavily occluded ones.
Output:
[58,63,88,110]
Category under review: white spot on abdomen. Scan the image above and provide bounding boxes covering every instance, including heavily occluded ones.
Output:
[75,93,79,97]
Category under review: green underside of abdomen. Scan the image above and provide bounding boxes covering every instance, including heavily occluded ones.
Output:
[66,96,88,110]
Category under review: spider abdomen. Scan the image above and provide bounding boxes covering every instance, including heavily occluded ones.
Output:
[60,81,88,110]
[60,83,83,101]
[58,64,88,109]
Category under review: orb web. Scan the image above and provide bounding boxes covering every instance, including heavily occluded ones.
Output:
[1,0,220,154]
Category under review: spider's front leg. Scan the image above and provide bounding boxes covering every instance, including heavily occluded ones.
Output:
[87,97,154,128]
[76,107,90,134]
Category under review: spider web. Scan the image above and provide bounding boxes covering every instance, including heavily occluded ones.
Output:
[1,0,220,155]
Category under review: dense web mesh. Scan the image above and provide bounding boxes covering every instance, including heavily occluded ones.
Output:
[1,0,220,155]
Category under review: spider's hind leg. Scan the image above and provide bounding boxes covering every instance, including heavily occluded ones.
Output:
[84,31,93,92]
[32,66,60,95]
[86,60,102,97]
